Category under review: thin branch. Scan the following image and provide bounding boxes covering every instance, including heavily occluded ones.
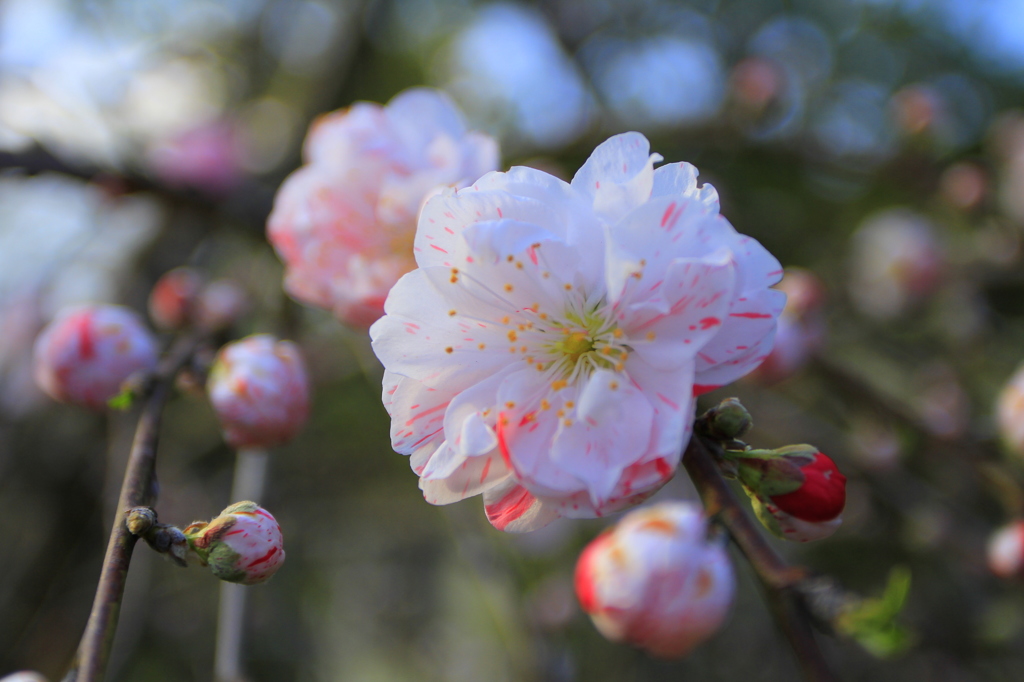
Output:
[683,435,838,682]
[72,333,206,682]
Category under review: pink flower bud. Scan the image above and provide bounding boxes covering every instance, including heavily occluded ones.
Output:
[184,501,285,585]
[997,364,1024,458]
[33,304,159,410]
[987,521,1024,579]
[751,450,846,542]
[194,279,249,331]
[574,502,734,658]
[207,335,309,448]
[148,268,203,330]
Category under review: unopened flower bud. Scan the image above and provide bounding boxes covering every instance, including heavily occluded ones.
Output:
[194,279,249,331]
[738,447,847,542]
[33,304,159,410]
[574,502,734,658]
[207,335,310,448]
[126,507,157,535]
[997,364,1024,459]
[184,501,285,585]
[148,267,203,330]
[987,521,1024,579]
[700,398,752,441]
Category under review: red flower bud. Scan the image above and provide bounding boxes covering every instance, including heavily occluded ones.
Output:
[770,450,847,523]
[148,268,203,330]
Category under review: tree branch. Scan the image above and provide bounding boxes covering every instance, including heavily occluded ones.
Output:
[71,333,206,682]
[684,434,839,682]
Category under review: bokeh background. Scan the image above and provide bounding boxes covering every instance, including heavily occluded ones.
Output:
[4,0,1024,679]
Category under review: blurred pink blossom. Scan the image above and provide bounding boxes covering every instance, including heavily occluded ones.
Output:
[207,335,309,449]
[267,88,499,327]
[33,304,159,410]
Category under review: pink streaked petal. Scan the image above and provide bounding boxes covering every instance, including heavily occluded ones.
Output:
[483,478,562,532]
[494,369,584,495]
[622,358,696,459]
[549,369,655,505]
[695,287,786,384]
[620,253,736,370]
[420,457,512,505]
[384,373,453,456]
[370,268,510,389]
[651,162,720,213]
[572,132,662,224]
[415,189,559,269]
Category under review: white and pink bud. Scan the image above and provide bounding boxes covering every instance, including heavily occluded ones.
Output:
[207,335,309,448]
[987,521,1024,579]
[744,448,847,543]
[574,502,735,658]
[997,364,1024,459]
[148,267,203,330]
[33,304,159,410]
[184,501,285,585]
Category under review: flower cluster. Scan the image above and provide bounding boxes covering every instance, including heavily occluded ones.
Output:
[207,335,310,449]
[371,132,784,531]
[267,88,499,327]
[574,502,734,657]
[184,501,285,585]
[33,304,159,410]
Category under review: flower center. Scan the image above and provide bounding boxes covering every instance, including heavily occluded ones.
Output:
[538,304,630,381]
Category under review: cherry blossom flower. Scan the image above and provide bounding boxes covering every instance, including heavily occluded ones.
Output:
[184,501,285,585]
[33,304,159,410]
[371,132,784,532]
[574,502,734,657]
[207,335,310,449]
[751,268,826,384]
[267,88,499,327]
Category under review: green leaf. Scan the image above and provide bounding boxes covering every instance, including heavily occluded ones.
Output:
[836,567,915,658]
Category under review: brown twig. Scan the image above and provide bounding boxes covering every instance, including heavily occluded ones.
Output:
[71,333,206,682]
[684,435,839,682]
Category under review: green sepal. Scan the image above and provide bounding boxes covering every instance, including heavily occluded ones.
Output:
[107,386,135,411]
[746,488,786,539]
[726,445,817,497]
[836,567,915,658]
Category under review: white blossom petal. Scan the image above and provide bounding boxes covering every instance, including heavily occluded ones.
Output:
[572,132,662,224]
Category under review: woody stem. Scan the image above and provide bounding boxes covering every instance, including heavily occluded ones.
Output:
[69,332,206,682]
